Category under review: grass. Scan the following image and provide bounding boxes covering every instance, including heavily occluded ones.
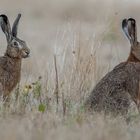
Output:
[0,33,137,139]
[0,0,140,139]
[0,43,139,140]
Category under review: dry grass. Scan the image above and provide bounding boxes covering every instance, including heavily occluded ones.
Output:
[0,0,140,139]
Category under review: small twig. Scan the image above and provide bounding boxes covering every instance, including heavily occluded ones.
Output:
[62,92,66,116]
[54,54,59,112]
[15,83,20,102]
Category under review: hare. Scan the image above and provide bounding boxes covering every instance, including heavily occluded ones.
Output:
[85,18,140,115]
[0,14,30,99]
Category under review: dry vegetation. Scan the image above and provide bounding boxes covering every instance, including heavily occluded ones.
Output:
[0,0,140,139]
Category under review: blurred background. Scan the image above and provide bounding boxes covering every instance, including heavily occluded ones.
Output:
[0,0,140,99]
[0,1,140,140]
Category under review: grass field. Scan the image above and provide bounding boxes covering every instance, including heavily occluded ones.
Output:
[0,0,140,139]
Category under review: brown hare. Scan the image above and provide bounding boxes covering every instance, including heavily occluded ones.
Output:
[85,18,140,115]
[0,14,30,99]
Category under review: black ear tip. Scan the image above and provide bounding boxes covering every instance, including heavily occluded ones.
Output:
[122,19,127,28]
[122,19,127,23]
[122,18,127,22]
[0,14,8,24]
[18,13,21,18]
[128,18,136,24]
[128,18,135,21]
[0,14,7,18]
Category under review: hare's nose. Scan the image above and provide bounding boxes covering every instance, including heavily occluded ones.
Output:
[25,47,30,54]
[25,51,30,56]
[23,50,30,58]
[26,51,29,55]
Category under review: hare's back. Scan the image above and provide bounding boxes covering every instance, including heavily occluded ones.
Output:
[85,62,140,114]
[93,62,140,96]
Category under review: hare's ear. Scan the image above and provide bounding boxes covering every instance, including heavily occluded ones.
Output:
[122,18,137,45]
[12,14,21,37]
[0,15,12,43]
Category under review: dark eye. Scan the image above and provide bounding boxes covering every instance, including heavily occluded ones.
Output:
[13,42,18,46]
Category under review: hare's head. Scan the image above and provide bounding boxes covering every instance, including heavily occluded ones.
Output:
[0,14,30,59]
[122,18,140,62]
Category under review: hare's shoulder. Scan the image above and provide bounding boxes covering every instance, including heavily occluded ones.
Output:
[102,62,128,81]
[0,56,10,75]
[112,62,127,71]
[93,62,128,91]
[113,62,140,74]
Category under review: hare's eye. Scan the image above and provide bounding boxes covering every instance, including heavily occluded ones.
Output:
[13,42,18,46]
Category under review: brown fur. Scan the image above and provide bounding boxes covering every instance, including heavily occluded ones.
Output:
[127,50,140,62]
[0,14,30,98]
[0,55,21,96]
[85,18,140,115]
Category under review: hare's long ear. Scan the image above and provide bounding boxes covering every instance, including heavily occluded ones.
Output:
[122,18,137,45]
[0,15,12,43]
[12,14,21,37]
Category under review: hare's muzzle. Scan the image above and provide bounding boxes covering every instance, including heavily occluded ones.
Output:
[22,48,30,58]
